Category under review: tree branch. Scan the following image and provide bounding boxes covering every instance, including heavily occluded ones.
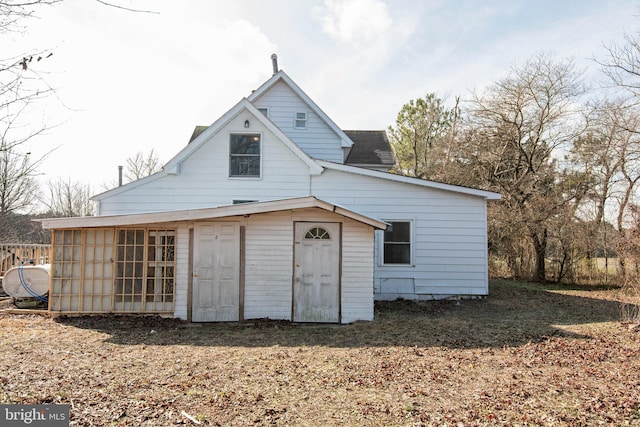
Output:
[94,0,159,14]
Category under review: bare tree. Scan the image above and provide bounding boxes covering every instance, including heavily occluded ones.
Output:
[0,1,58,216]
[617,204,640,323]
[44,177,94,216]
[0,147,45,213]
[100,149,163,190]
[597,31,640,98]
[125,149,162,182]
[464,53,587,281]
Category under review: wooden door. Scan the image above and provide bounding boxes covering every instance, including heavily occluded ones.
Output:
[293,222,340,323]
[192,222,240,322]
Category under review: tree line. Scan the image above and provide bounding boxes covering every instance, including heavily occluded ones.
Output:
[389,44,640,284]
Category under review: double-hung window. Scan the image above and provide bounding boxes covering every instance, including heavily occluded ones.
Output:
[382,221,412,265]
[295,112,307,129]
[229,134,261,177]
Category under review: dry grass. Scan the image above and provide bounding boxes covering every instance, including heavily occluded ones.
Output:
[0,280,639,426]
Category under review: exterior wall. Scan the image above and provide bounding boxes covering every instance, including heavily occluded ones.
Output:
[49,227,177,315]
[340,219,375,322]
[173,225,190,320]
[98,110,312,215]
[243,211,294,320]
[311,169,489,299]
[47,210,375,323]
[242,209,375,323]
[251,81,344,163]
[92,75,492,304]
[291,208,374,323]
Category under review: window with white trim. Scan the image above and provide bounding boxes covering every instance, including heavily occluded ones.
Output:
[382,221,411,265]
[229,134,261,177]
[295,112,307,129]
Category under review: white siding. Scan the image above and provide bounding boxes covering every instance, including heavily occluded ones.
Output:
[173,225,190,320]
[252,81,344,163]
[290,209,374,323]
[243,212,294,320]
[99,110,312,215]
[341,220,375,322]
[241,209,375,323]
[311,169,489,299]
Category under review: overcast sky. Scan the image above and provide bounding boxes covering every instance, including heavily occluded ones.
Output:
[6,0,640,191]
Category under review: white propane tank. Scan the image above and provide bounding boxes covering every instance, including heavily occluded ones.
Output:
[2,264,51,299]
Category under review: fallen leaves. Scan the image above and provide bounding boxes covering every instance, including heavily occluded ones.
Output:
[0,281,639,425]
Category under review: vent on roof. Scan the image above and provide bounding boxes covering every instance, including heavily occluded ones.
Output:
[271,53,278,75]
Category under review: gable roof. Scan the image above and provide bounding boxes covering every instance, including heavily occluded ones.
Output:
[248,70,354,149]
[316,160,502,200]
[92,98,324,201]
[344,130,394,168]
[163,98,323,175]
[37,196,388,230]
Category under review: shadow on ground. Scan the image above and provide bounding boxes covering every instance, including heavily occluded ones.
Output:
[54,279,625,350]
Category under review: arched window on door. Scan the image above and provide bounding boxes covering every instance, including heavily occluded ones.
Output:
[304,227,331,240]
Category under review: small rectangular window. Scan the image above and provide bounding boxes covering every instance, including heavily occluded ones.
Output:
[382,221,411,265]
[295,112,307,129]
[229,134,261,177]
[258,108,268,116]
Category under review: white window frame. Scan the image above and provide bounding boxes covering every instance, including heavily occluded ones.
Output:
[380,220,413,266]
[229,133,262,179]
[257,108,268,117]
[294,112,307,129]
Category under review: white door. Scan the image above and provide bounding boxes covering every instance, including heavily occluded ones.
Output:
[293,222,340,323]
[192,222,240,322]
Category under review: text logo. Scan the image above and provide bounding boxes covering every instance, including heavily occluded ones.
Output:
[1,405,69,426]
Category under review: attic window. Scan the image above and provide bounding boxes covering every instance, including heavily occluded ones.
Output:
[295,112,307,129]
[229,134,261,178]
[258,108,268,116]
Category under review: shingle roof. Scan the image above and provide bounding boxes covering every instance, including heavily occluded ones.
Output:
[343,130,394,167]
[188,125,209,144]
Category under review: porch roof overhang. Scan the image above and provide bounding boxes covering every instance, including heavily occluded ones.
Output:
[36,197,388,230]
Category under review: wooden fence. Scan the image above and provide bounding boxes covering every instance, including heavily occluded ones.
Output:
[0,244,51,275]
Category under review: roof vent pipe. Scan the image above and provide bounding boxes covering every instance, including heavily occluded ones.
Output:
[118,165,123,187]
[271,53,278,75]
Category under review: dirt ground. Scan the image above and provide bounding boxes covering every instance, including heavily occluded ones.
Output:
[0,280,639,426]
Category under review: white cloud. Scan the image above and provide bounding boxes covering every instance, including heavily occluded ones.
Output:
[316,0,393,47]
[306,0,416,110]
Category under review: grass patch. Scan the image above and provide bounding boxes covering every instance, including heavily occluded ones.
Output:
[0,279,638,426]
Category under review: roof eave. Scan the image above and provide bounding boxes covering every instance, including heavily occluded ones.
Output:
[317,160,501,200]
[37,196,387,230]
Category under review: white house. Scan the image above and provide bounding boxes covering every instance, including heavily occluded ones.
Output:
[39,61,500,323]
